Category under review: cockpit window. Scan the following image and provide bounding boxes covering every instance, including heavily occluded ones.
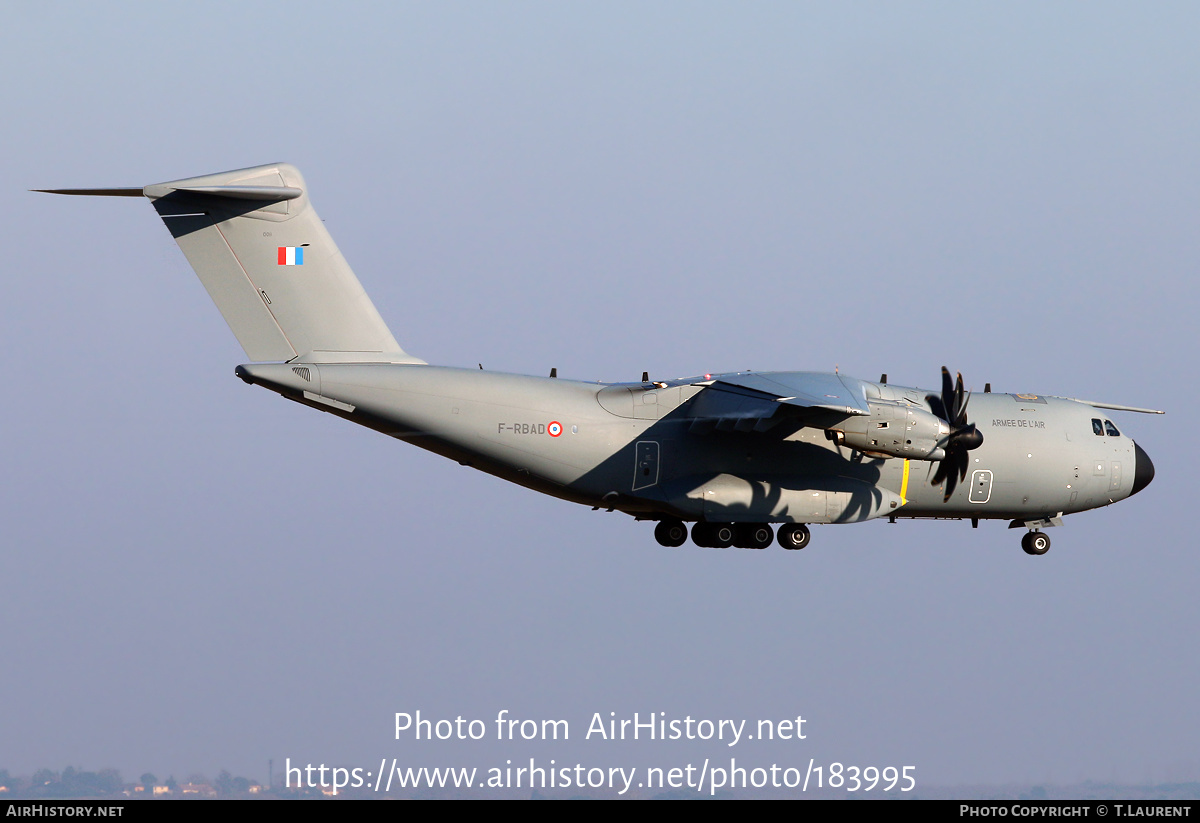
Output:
[1092,418,1104,436]
[1105,420,1120,437]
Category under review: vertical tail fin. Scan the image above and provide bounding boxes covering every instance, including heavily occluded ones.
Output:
[42,163,423,364]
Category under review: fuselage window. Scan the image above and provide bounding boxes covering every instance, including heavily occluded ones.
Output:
[1105,420,1120,437]
[1092,418,1104,436]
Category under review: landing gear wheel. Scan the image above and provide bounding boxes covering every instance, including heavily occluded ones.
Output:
[777,523,811,550]
[734,524,774,550]
[654,519,688,547]
[691,522,733,548]
[1022,531,1050,555]
[709,523,735,549]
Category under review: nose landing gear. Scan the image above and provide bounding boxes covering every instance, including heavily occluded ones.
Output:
[1021,531,1050,555]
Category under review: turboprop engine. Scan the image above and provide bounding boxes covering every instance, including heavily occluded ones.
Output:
[827,401,951,461]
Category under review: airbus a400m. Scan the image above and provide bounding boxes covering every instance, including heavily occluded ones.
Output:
[39,163,1160,556]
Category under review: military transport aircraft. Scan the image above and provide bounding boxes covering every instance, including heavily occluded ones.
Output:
[38,163,1160,555]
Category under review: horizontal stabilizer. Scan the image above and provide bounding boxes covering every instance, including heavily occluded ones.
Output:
[37,185,303,201]
[174,185,303,201]
[33,188,144,197]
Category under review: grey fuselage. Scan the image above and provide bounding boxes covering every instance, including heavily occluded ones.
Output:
[237,363,1147,526]
[42,163,1155,539]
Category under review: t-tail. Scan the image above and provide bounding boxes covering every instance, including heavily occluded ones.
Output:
[37,163,424,365]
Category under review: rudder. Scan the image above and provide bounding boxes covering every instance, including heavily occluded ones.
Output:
[44,163,423,364]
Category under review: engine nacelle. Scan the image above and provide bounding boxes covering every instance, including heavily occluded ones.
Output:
[827,401,949,461]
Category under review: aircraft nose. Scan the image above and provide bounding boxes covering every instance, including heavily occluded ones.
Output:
[1131,442,1155,496]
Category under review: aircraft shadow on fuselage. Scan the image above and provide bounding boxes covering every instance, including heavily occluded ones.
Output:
[570,401,888,523]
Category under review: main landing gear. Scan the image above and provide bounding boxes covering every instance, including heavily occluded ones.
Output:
[656,519,1053,554]
[653,519,688,547]
[776,523,811,551]
[1021,531,1051,556]
[653,520,807,550]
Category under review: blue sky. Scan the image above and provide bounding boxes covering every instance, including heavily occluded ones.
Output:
[1,2,1196,793]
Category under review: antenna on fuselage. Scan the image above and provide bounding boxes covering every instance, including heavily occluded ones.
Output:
[550,368,557,378]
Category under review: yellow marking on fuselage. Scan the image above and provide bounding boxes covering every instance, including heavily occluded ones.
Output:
[900,459,910,505]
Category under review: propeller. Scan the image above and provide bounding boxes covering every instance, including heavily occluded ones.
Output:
[929,367,984,501]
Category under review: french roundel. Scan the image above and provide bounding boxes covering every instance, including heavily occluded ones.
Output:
[548,421,563,437]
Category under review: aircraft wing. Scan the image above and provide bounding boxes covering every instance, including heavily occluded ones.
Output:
[687,372,870,429]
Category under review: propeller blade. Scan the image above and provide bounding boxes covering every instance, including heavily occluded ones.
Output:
[942,471,959,502]
[931,367,984,500]
[932,460,949,486]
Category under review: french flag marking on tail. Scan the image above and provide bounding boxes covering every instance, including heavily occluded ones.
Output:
[278,246,304,265]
